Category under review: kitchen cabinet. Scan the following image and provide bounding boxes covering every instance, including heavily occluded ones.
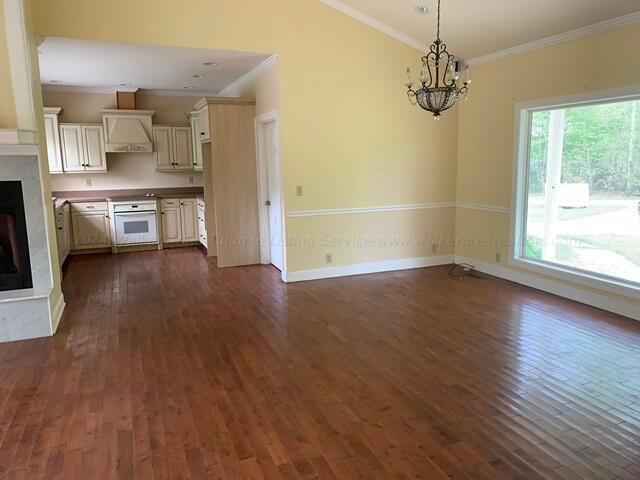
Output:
[153,126,193,170]
[197,197,207,248]
[43,107,63,174]
[194,97,259,267]
[160,198,198,244]
[60,124,107,173]
[197,106,210,143]
[189,112,203,171]
[55,203,71,266]
[71,202,111,249]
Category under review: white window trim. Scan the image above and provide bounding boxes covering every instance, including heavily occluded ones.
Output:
[510,85,640,301]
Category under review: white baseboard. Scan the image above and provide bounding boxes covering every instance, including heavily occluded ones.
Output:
[283,255,454,282]
[49,292,66,334]
[455,255,640,322]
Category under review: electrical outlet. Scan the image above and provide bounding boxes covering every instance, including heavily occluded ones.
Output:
[325,253,332,264]
[85,178,92,187]
[495,252,501,263]
[188,176,194,184]
[431,243,438,254]
[296,186,304,197]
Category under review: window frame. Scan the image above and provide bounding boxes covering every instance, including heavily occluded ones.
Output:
[510,86,640,301]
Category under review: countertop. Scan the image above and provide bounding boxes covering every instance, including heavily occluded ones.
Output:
[53,187,204,209]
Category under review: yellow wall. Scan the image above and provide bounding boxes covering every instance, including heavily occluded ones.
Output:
[0,0,18,128]
[455,22,640,311]
[42,90,204,191]
[31,0,458,272]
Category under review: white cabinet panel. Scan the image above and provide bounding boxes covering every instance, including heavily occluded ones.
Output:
[161,207,182,243]
[44,112,63,174]
[153,126,173,170]
[180,199,198,242]
[60,125,85,172]
[190,114,203,171]
[82,126,107,172]
[72,210,111,249]
[173,127,193,170]
[198,106,210,143]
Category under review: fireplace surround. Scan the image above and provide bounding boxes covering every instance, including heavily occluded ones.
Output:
[0,181,33,292]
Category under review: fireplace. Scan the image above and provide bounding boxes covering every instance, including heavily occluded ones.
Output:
[0,181,33,292]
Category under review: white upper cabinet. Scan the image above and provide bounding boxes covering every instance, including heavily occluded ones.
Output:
[189,112,203,171]
[153,126,173,170]
[153,126,193,170]
[43,107,63,174]
[197,106,210,143]
[60,125,85,172]
[60,124,107,173]
[172,127,193,170]
[82,126,107,171]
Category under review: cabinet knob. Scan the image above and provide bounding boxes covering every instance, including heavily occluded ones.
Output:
[200,132,205,136]
[265,200,271,206]
[57,227,62,230]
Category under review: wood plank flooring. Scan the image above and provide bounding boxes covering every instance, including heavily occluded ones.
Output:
[0,247,639,479]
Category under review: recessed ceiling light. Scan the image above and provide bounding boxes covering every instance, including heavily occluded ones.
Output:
[192,74,205,79]
[183,86,194,89]
[49,79,64,83]
[415,5,429,14]
[202,61,219,67]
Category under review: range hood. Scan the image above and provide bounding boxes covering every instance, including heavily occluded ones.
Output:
[101,92,154,153]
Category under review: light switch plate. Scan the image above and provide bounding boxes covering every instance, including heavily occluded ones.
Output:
[296,186,303,197]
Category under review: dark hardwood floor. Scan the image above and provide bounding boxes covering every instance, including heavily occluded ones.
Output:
[0,248,639,479]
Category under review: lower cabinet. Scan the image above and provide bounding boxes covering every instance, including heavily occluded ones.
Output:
[71,202,111,249]
[55,203,71,266]
[161,198,198,244]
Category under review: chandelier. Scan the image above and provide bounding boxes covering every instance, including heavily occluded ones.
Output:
[405,0,470,119]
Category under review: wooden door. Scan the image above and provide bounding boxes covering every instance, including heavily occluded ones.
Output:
[161,208,182,243]
[72,212,111,249]
[82,126,107,172]
[172,127,193,170]
[180,199,198,242]
[60,124,85,172]
[153,127,173,169]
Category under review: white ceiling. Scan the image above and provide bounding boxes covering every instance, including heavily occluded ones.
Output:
[325,0,640,60]
[38,38,272,95]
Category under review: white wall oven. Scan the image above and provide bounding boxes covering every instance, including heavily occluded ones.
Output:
[113,201,158,245]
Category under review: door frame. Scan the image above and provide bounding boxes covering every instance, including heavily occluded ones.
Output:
[255,111,286,276]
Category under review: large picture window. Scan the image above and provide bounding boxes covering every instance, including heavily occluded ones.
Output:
[513,91,640,296]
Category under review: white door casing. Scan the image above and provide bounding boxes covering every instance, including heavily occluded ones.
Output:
[255,112,285,272]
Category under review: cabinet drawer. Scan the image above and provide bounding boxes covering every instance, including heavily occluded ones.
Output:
[71,201,108,212]
[160,198,179,208]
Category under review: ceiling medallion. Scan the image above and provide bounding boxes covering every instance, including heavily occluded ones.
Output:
[405,0,471,119]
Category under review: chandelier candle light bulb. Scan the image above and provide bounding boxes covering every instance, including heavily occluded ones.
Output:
[405,0,470,118]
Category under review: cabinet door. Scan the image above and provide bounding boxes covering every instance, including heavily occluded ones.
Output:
[180,199,198,242]
[172,127,193,170]
[198,107,210,143]
[161,208,182,243]
[190,116,203,171]
[72,212,111,249]
[62,204,71,261]
[153,127,173,170]
[55,208,65,265]
[44,114,63,173]
[60,124,85,172]
[82,126,107,172]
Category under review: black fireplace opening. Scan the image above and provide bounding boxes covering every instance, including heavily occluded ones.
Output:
[0,182,33,292]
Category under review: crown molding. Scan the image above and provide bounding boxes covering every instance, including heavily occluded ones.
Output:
[219,54,279,96]
[41,84,218,97]
[41,85,116,94]
[467,11,640,67]
[138,89,218,97]
[318,0,425,52]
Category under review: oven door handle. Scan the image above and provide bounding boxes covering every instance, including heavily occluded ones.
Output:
[114,211,156,216]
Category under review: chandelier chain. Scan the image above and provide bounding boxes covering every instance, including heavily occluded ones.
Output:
[436,0,441,41]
